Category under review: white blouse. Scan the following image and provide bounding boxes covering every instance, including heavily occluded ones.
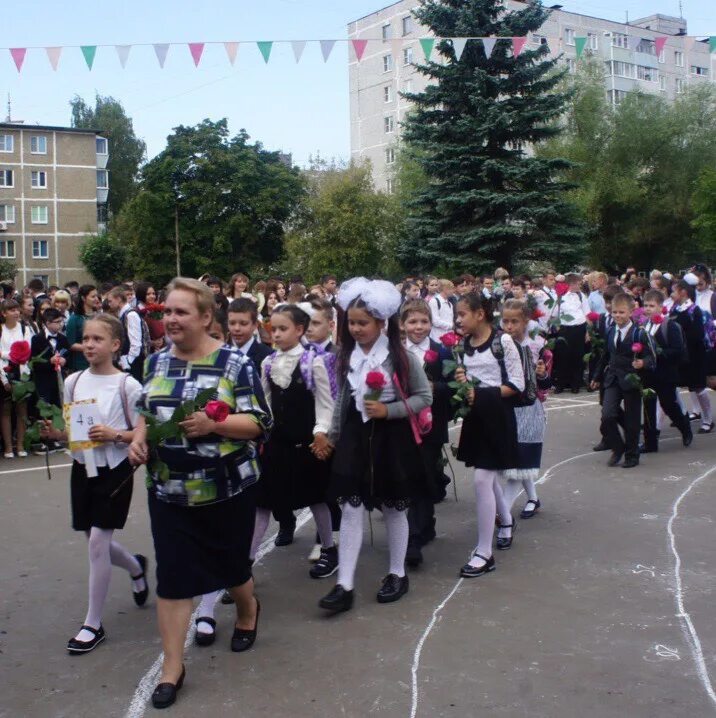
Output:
[696,289,714,315]
[0,322,33,373]
[427,295,454,341]
[556,291,590,326]
[464,332,525,391]
[405,336,431,364]
[347,333,396,422]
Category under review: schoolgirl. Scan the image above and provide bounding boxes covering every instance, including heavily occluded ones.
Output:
[500,299,552,520]
[42,314,147,655]
[319,278,432,613]
[454,293,524,578]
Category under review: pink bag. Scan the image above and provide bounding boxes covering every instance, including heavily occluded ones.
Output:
[393,373,432,445]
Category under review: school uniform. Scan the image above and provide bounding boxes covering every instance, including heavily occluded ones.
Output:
[31,328,70,407]
[695,289,716,375]
[553,291,590,392]
[427,295,454,342]
[670,301,707,391]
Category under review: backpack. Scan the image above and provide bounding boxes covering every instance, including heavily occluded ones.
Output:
[659,316,689,368]
[686,304,716,352]
[121,309,152,360]
[490,330,538,407]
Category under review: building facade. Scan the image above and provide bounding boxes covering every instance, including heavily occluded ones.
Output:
[348,2,715,193]
[0,123,108,287]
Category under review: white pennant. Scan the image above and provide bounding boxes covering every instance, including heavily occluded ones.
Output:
[482,37,497,58]
[115,45,131,68]
[320,40,336,62]
[451,38,469,61]
[291,40,307,63]
[153,43,170,68]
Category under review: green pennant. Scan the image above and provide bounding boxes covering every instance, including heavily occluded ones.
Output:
[574,37,587,59]
[81,45,97,70]
[419,38,435,60]
[710,36,716,53]
[257,41,273,64]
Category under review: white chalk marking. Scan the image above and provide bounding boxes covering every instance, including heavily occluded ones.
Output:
[545,403,600,412]
[0,461,71,476]
[124,507,312,718]
[633,565,656,578]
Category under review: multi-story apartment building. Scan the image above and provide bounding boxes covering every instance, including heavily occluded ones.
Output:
[348,2,715,193]
[0,122,108,286]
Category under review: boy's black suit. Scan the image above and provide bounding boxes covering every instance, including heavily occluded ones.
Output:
[31,331,70,406]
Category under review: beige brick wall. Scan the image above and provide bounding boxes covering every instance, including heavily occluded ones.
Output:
[57,202,97,234]
[56,167,97,201]
[55,132,96,167]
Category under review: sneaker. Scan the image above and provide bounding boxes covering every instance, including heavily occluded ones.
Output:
[308,543,322,563]
[309,546,338,579]
[33,443,49,456]
[16,451,28,458]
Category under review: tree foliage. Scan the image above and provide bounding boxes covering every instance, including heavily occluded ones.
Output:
[399,0,585,275]
[0,259,17,282]
[70,94,146,217]
[78,233,129,283]
[692,168,716,252]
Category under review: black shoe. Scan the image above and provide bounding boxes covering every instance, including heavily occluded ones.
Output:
[607,451,623,467]
[309,546,339,579]
[592,441,609,452]
[571,387,580,394]
[151,666,185,709]
[520,499,541,519]
[132,554,149,607]
[683,425,694,447]
[274,526,295,547]
[553,387,564,394]
[623,457,640,469]
[459,553,495,578]
[376,574,409,603]
[221,590,234,605]
[194,617,216,647]
[688,412,701,422]
[231,598,260,652]
[405,543,424,568]
[639,444,658,454]
[698,422,715,434]
[67,624,105,655]
[319,584,354,613]
[496,519,516,550]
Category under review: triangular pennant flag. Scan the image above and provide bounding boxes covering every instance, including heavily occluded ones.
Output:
[320,40,336,62]
[188,43,204,67]
[654,36,667,56]
[451,38,468,61]
[154,43,170,68]
[81,46,97,70]
[115,45,131,68]
[352,39,368,61]
[512,36,527,57]
[482,37,497,58]
[710,36,716,53]
[574,36,587,58]
[257,41,273,63]
[45,46,62,71]
[291,40,307,63]
[10,48,26,73]
[224,42,239,65]
[419,38,435,60]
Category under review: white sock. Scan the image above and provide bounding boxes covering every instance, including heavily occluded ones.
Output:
[337,503,364,591]
[383,506,408,578]
[522,479,539,502]
[196,591,221,632]
[689,391,701,415]
[695,389,713,428]
[494,477,513,540]
[502,479,523,512]
[249,507,271,561]
[677,392,686,412]
[109,540,144,593]
[310,503,334,549]
[469,469,497,566]
[656,401,665,431]
[77,528,114,642]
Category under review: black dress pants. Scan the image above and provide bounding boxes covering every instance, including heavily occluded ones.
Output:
[554,324,587,390]
[601,385,641,461]
[643,381,688,449]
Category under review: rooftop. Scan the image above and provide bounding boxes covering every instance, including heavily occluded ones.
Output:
[0,122,102,135]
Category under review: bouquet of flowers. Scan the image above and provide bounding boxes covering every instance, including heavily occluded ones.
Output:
[4,341,47,403]
[543,282,573,346]
[583,312,605,365]
[440,332,478,419]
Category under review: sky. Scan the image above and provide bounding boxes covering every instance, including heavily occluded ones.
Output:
[2,0,714,168]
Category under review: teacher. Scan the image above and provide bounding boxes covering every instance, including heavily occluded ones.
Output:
[129,277,272,710]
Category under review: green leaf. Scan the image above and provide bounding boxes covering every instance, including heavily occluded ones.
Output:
[447,381,461,389]
[442,359,457,377]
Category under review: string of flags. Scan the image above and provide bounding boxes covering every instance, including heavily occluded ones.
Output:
[4,34,715,72]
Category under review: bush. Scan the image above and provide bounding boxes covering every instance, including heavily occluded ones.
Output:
[79,233,129,283]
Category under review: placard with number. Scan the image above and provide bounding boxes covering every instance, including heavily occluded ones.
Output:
[63,400,102,451]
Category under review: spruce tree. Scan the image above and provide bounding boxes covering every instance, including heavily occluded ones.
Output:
[400,0,585,274]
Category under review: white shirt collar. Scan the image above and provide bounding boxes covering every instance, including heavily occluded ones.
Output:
[316,338,331,350]
[238,337,255,354]
[276,343,304,357]
[118,303,130,318]
[615,321,632,339]
[348,334,392,422]
[406,336,430,353]
[675,299,693,312]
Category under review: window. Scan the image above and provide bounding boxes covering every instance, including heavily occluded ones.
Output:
[32,274,49,285]
[675,77,686,94]
[0,170,14,187]
[31,206,48,224]
[532,34,547,45]
[691,66,708,77]
[30,136,47,154]
[637,65,656,82]
[612,32,628,49]
[659,74,666,91]
[386,178,394,194]
[403,79,414,94]
[658,49,665,64]
[0,205,15,223]
[386,147,396,165]
[96,137,108,154]
[609,61,637,78]
[587,33,598,50]
[32,240,49,259]
[384,116,395,134]
[566,58,577,73]
[674,51,684,67]
[403,46,413,65]
[382,23,392,41]
[564,28,575,46]
[0,240,15,259]
[0,135,13,153]
[31,171,48,189]
[636,39,655,55]
[96,170,109,189]
[402,16,414,36]
[383,85,393,103]
[383,54,393,72]
[608,89,628,105]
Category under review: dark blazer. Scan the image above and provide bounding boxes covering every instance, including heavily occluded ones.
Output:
[31,331,70,405]
[646,319,684,386]
[245,339,273,374]
[596,324,655,391]
[421,338,452,445]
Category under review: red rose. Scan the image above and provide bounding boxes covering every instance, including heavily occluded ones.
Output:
[586,311,601,323]
[631,342,644,354]
[531,308,545,320]
[650,313,664,325]
[365,371,387,391]
[440,332,460,348]
[50,354,63,372]
[555,282,570,297]
[423,349,439,364]
[8,340,31,365]
[205,400,231,423]
[662,306,668,315]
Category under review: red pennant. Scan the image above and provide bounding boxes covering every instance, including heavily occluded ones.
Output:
[352,39,368,61]
[188,43,204,67]
[10,48,26,73]
[512,37,527,57]
[654,36,667,56]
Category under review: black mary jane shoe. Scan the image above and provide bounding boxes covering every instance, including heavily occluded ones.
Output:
[231,598,260,652]
[67,624,106,655]
[496,520,516,550]
[132,554,149,607]
[376,574,409,604]
[688,412,701,423]
[520,499,541,520]
[151,665,185,710]
[319,584,354,613]
[459,553,495,579]
[698,422,715,435]
[194,617,216,647]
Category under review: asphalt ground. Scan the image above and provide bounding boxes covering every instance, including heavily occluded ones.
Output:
[2,391,716,718]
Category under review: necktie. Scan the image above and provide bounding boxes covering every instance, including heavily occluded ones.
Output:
[616,329,622,350]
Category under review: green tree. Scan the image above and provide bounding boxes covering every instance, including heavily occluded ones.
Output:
[399,0,585,274]
[70,94,147,217]
[283,162,404,281]
[693,168,716,251]
[0,259,17,282]
[78,233,129,283]
[116,119,304,285]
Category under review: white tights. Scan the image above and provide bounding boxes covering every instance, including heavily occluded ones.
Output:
[689,390,713,429]
[468,469,512,567]
[502,478,538,512]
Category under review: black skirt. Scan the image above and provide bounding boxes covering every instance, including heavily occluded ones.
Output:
[148,484,257,600]
[71,459,134,531]
[328,400,428,511]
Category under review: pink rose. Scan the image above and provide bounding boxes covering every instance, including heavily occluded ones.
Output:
[650,314,664,325]
[205,400,231,423]
[440,332,460,348]
[555,282,570,297]
[631,342,644,355]
[366,371,387,392]
[586,311,600,323]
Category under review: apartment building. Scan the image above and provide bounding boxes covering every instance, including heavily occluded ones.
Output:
[348,2,715,193]
[0,122,108,286]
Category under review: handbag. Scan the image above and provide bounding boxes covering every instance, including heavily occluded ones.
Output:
[392,372,432,445]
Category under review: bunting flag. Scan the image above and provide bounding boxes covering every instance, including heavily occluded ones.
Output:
[224,41,239,65]
[419,37,435,60]
[711,36,716,53]
[45,46,62,71]
[10,48,26,73]
[654,36,667,56]
[81,45,97,70]
[188,43,204,67]
[482,37,497,58]
[352,38,368,61]
[257,41,273,63]
[512,36,527,57]
[451,37,469,61]
[154,43,169,68]
[115,45,131,68]
[574,36,587,58]
[292,40,307,62]
[320,40,336,62]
